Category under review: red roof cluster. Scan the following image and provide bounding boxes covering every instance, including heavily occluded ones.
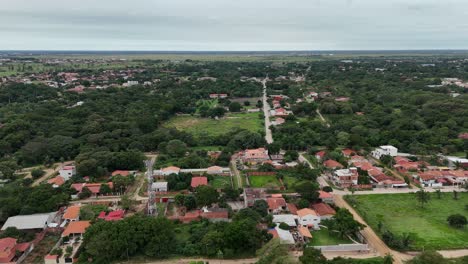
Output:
[267,197,287,211]
[312,203,336,216]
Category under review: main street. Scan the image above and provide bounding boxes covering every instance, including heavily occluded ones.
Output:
[261,77,273,144]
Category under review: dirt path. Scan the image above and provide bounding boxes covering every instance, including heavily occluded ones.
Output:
[316,109,330,128]
[120,258,257,264]
[21,161,73,187]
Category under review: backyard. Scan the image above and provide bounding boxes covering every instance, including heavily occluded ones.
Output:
[309,228,353,246]
[210,176,232,189]
[164,112,263,138]
[249,175,281,188]
[349,192,468,250]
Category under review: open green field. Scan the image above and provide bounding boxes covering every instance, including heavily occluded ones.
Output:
[350,192,468,250]
[249,175,281,188]
[210,176,231,189]
[164,112,263,137]
[309,228,353,246]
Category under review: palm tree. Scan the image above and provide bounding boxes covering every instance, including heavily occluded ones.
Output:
[416,188,430,208]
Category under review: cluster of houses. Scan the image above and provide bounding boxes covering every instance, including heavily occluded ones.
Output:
[0,201,127,264]
[318,147,408,189]
[269,95,292,125]
[261,192,336,245]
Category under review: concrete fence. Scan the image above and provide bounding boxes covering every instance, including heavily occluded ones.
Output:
[311,243,369,252]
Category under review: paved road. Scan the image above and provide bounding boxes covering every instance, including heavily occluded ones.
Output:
[261,78,273,144]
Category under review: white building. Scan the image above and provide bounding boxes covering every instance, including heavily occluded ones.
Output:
[59,166,76,181]
[272,214,297,227]
[151,182,168,192]
[1,212,58,231]
[297,209,321,229]
[371,145,398,159]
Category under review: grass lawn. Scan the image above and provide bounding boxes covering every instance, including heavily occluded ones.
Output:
[210,176,231,189]
[350,192,468,250]
[309,228,353,246]
[282,176,308,191]
[249,175,280,188]
[164,112,263,138]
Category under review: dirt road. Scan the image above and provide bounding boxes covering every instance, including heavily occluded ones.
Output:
[261,78,273,144]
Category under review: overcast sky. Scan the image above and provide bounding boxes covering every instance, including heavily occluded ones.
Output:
[1,0,468,51]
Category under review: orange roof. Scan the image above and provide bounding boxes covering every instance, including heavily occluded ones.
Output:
[342,149,355,156]
[319,191,333,199]
[287,203,298,215]
[191,177,208,188]
[297,208,317,217]
[298,226,313,238]
[63,205,81,220]
[62,221,90,237]
[112,170,130,177]
[267,197,286,210]
[323,160,343,168]
[207,166,223,172]
[312,203,336,216]
[47,176,65,186]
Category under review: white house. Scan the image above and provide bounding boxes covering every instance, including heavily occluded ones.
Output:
[151,182,168,192]
[59,166,76,181]
[371,145,398,159]
[272,214,297,227]
[297,208,320,229]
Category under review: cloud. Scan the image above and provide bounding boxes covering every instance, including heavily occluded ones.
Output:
[0,0,467,50]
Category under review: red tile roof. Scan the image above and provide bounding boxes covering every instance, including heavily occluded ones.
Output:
[97,210,125,221]
[0,237,16,263]
[342,149,355,156]
[191,177,208,188]
[312,203,336,216]
[319,191,333,199]
[62,221,90,237]
[287,203,298,215]
[323,160,344,169]
[48,176,65,186]
[63,205,81,220]
[267,197,286,210]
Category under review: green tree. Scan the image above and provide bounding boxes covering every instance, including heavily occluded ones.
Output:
[252,200,269,217]
[195,185,219,207]
[415,188,430,208]
[78,186,92,199]
[299,247,327,264]
[295,182,320,202]
[447,214,467,228]
[183,195,197,210]
[165,140,187,158]
[31,168,45,179]
[229,102,242,112]
[325,208,364,238]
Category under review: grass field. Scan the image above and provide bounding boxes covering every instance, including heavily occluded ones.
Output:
[309,228,353,246]
[164,112,263,137]
[350,192,468,250]
[210,176,231,189]
[249,175,281,188]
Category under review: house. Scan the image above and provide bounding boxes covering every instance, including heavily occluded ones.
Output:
[315,151,326,161]
[311,203,336,220]
[341,149,355,157]
[415,171,444,187]
[287,203,298,215]
[272,117,285,126]
[323,160,344,169]
[47,176,66,188]
[332,168,358,188]
[297,208,320,228]
[275,226,295,244]
[206,166,224,175]
[71,182,114,196]
[272,214,297,227]
[318,191,334,204]
[244,188,267,207]
[267,197,287,214]
[62,221,90,238]
[445,156,468,169]
[1,212,58,231]
[191,177,208,188]
[111,170,132,177]
[97,210,125,221]
[161,166,181,176]
[59,166,76,181]
[0,237,30,263]
[371,145,398,159]
[151,182,168,192]
[298,226,313,241]
[241,148,270,165]
[63,205,81,222]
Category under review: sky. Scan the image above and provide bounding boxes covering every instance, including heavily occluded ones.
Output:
[1,0,468,51]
